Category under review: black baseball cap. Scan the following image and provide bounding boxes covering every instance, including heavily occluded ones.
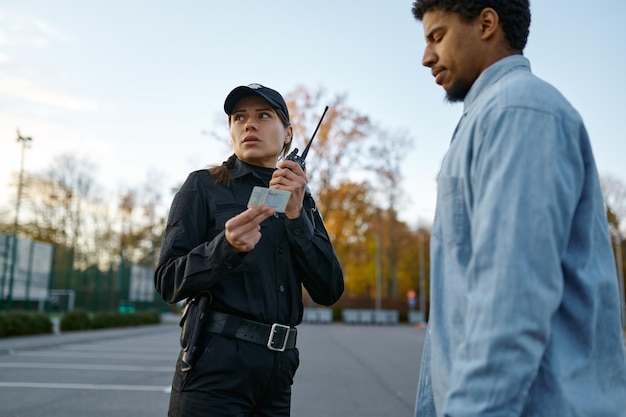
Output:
[223,83,289,120]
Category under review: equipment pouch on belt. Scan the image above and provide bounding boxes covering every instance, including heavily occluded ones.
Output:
[179,291,212,372]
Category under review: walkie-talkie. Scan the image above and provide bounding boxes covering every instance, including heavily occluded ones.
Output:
[286,106,329,170]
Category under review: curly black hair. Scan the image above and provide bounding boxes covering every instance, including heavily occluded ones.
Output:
[411,0,531,51]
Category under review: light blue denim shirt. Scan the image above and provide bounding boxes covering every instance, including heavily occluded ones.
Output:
[415,55,626,417]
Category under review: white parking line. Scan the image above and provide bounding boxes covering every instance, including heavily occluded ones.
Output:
[0,382,171,393]
[0,362,172,372]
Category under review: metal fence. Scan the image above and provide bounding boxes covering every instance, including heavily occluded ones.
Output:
[0,233,168,313]
[0,234,53,310]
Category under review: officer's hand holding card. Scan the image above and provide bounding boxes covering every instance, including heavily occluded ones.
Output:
[247,186,291,213]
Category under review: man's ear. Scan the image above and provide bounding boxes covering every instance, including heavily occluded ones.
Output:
[479,7,500,40]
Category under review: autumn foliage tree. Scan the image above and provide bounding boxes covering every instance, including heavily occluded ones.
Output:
[284,86,422,302]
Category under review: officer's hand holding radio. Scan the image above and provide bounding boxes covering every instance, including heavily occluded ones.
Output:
[270,159,307,219]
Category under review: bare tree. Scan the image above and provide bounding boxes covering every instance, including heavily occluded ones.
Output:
[47,154,97,249]
[20,172,64,243]
[114,170,166,267]
[366,127,414,298]
[15,154,98,254]
[135,172,166,266]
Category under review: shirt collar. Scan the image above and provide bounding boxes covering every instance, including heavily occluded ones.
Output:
[227,157,276,182]
[464,54,531,112]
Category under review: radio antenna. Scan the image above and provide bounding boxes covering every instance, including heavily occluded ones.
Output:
[300,106,329,161]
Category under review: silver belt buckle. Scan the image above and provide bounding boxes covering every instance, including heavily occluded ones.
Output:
[267,323,290,351]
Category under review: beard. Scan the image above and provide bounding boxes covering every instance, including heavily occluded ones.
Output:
[445,78,473,103]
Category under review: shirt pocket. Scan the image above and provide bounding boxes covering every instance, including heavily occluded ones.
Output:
[214,203,247,231]
[433,176,469,247]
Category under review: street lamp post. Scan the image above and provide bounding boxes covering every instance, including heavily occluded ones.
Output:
[418,232,426,322]
[374,208,382,311]
[6,130,32,310]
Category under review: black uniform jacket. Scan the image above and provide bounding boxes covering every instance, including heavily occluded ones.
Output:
[154,158,344,326]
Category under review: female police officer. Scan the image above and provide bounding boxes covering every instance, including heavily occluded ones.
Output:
[155,83,344,417]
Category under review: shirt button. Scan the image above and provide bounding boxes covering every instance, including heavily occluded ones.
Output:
[274,213,279,218]
[278,247,283,254]
[294,229,301,235]
[279,285,285,292]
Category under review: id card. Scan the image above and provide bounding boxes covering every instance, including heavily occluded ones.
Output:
[247,186,291,213]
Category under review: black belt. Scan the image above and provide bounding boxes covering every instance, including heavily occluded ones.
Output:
[205,311,297,352]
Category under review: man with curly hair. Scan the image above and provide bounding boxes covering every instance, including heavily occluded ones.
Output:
[411,1,626,416]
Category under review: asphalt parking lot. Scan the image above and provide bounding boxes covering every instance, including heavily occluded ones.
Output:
[0,322,425,417]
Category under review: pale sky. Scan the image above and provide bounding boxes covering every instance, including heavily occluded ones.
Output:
[1,1,625,228]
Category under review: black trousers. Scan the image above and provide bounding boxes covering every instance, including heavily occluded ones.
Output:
[168,332,300,417]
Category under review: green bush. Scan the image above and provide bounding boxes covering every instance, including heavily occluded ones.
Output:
[90,311,118,329]
[60,309,91,331]
[0,312,24,336]
[0,311,53,337]
[136,310,161,325]
[399,310,408,323]
[118,312,142,327]
[31,312,53,334]
[84,310,161,330]
[332,308,342,323]
[1,309,162,337]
